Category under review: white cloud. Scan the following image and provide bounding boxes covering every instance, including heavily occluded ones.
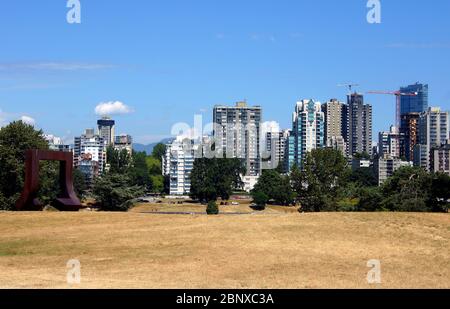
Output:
[386,42,450,49]
[95,101,133,116]
[261,121,281,150]
[0,62,116,72]
[261,121,281,135]
[20,115,36,126]
[0,109,36,127]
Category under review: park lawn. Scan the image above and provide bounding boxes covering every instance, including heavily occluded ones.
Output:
[0,211,448,288]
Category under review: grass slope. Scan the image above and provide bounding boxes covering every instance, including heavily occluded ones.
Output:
[0,211,448,288]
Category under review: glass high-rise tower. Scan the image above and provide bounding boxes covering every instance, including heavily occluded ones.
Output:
[291,99,325,169]
[399,83,428,162]
[400,83,429,116]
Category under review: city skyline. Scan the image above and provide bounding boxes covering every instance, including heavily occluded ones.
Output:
[1,1,450,144]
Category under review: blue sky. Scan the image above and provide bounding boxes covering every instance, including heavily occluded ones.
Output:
[1,0,450,144]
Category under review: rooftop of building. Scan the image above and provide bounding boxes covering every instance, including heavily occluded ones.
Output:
[214,101,261,109]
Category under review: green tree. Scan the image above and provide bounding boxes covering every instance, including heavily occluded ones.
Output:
[0,192,9,211]
[380,166,432,212]
[152,143,167,160]
[107,146,132,174]
[150,175,164,193]
[252,191,269,210]
[0,121,50,210]
[190,158,245,202]
[295,149,350,212]
[353,152,371,160]
[38,161,60,206]
[349,167,377,187]
[128,151,152,190]
[429,173,450,213]
[251,169,294,206]
[92,173,145,212]
[357,187,383,212]
[163,175,171,195]
[275,162,285,174]
[73,168,87,198]
[290,164,302,194]
[206,200,219,215]
[146,156,162,176]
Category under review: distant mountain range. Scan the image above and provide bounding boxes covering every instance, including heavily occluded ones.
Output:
[133,138,174,155]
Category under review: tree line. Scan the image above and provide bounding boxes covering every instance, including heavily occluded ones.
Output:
[189,148,450,213]
[0,121,167,211]
[92,143,168,211]
[1,121,449,213]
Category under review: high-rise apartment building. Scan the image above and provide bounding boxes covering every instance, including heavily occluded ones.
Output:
[400,113,420,162]
[322,99,347,140]
[291,99,325,169]
[114,134,133,155]
[430,141,450,176]
[378,126,402,159]
[322,99,348,156]
[213,102,262,176]
[162,139,197,195]
[44,134,72,152]
[284,133,296,173]
[266,129,290,170]
[374,155,413,186]
[74,129,107,182]
[97,117,116,146]
[400,83,429,117]
[347,93,373,157]
[415,107,450,170]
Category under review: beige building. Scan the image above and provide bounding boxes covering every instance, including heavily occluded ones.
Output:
[213,102,262,176]
[375,155,413,186]
[322,99,347,154]
[416,107,450,171]
[431,141,450,176]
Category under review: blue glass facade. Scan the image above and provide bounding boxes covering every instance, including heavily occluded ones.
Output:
[400,83,429,115]
[284,134,296,172]
[289,99,325,171]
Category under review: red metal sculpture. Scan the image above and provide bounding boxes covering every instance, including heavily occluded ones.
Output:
[15,150,82,211]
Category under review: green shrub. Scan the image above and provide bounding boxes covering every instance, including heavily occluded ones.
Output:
[206,201,219,215]
[357,187,384,212]
[337,198,358,212]
[252,191,268,210]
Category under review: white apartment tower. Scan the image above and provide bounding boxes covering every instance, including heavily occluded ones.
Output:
[292,99,325,168]
[266,129,290,170]
[74,129,107,178]
[213,102,262,176]
[162,139,198,196]
[415,107,450,170]
[378,126,402,159]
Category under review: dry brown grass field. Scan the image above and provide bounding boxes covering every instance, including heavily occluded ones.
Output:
[0,206,448,289]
